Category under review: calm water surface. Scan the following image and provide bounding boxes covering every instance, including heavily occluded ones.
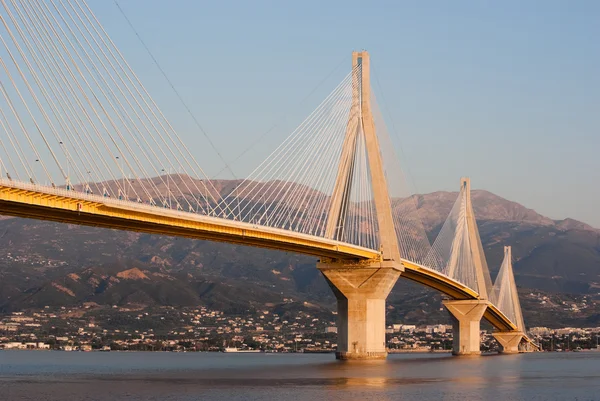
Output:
[1,350,599,400]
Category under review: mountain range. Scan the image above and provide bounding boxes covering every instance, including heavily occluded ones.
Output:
[0,178,598,328]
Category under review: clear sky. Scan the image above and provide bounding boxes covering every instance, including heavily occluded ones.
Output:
[90,0,599,226]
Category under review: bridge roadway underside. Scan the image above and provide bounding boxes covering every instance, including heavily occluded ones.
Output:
[0,200,355,259]
[0,184,379,261]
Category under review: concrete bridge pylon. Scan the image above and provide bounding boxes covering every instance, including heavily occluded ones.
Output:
[442,178,493,355]
[318,51,403,360]
[491,246,528,353]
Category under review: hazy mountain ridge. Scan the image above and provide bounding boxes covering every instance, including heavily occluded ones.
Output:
[411,189,561,231]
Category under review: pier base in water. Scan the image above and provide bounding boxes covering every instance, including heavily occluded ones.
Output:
[318,262,402,360]
[493,331,525,354]
[443,299,488,356]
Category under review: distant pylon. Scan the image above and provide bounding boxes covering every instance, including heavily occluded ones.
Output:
[446,178,493,299]
[492,246,526,331]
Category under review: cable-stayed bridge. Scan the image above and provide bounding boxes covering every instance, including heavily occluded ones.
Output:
[0,0,536,359]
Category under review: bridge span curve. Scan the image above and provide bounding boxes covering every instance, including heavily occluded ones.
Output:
[0,179,519,334]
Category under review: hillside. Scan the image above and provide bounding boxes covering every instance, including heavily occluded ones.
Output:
[0,183,598,327]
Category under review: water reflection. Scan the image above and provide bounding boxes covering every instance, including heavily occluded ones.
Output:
[1,351,599,401]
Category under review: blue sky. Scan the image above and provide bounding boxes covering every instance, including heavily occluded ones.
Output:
[91,1,599,226]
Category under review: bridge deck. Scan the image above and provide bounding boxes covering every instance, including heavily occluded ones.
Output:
[0,180,522,335]
[0,180,379,261]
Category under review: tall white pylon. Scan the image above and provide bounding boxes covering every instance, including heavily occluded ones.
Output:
[325,51,401,263]
[492,246,526,331]
[318,51,403,360]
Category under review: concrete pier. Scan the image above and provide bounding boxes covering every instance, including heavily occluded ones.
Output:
[443,299,488,355]
[493,331,524,354]
[318,263,401,360]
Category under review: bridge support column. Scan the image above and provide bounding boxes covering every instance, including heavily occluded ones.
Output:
[493,331,524,354]
[443,299,488,356]
[318,262,401,360]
